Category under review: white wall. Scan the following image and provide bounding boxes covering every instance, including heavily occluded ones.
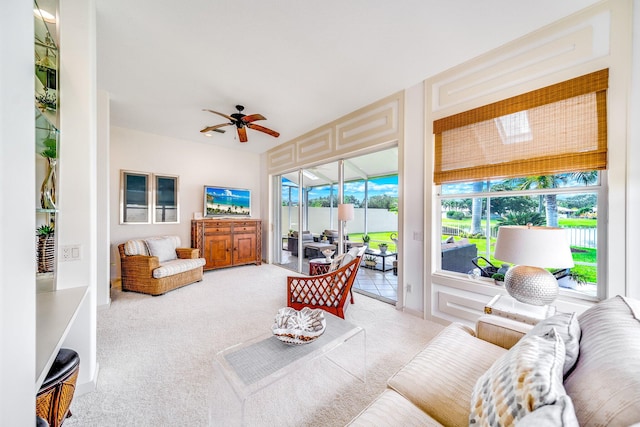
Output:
[0,1,36,423]
[403,82,426,315]
[109,127,262,279]
[424,0,638,325]
[57,0,98,394]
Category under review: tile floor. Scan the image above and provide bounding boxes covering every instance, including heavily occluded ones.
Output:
[279,250,398,304]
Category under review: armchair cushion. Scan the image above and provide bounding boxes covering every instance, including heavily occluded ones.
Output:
[145,236,179,263]
[152,258,206,279]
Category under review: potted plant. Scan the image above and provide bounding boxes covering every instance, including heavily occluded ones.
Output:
[378,243,388,253]
[362,234,370,244]
[491,273,505,286]
[364,255,377,268]
[37,224,55,273]
[35,89,57,111]
[40,137,57,209]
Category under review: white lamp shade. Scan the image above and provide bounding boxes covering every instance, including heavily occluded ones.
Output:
[494,225,574,269]
[338,203,355,221]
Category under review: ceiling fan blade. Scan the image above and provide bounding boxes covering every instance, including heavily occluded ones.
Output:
[242,114,266,123]
[200,123,231,133]
[237,127,248,143]
[203,109,236,122]
[247,123,280,138]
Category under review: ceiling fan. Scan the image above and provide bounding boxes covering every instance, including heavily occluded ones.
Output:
[201,105,280,143]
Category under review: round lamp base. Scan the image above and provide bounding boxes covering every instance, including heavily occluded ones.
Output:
[504,265,558,306]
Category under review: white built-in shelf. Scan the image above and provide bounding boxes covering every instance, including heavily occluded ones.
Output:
[35,286,88,391]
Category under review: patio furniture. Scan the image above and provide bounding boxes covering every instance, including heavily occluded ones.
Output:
[441,239,477,273]
[304,242,337,258]
[288,231,315,257]
[287,246,366,318]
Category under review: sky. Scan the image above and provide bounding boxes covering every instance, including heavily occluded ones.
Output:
[282,175,398,204]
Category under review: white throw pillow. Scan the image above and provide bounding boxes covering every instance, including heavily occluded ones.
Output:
[526,312,581,376]
[145,237,178,263]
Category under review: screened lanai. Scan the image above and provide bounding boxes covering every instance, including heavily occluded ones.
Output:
[275,146,400,303]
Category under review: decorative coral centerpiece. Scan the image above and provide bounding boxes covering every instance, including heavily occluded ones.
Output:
[272,307,326,345]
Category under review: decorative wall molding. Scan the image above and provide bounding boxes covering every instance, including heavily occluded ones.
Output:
[266,92,403,174]
[430,4,612,120]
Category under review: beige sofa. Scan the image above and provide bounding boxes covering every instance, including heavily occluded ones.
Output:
[349,295,640,426]
[118,235,206,296]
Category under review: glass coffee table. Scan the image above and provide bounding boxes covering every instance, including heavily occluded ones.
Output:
[210,312,366,425]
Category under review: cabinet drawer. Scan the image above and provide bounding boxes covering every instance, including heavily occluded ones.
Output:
[205,225,231,234]
[232,224,256,233]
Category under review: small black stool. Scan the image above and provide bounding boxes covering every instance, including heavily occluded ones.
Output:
[36,348,80,427]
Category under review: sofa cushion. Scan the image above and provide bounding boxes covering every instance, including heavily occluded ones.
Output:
[347,389,443,427]
[388,323,506,426]
[123,239,150,256]
[145,236,179,263]
[526,312,581,375]
[152,258,205,279]
[564,295,640,426]
[469,328,568,426]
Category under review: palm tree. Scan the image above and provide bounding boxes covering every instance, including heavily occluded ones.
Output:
[470,181,484,235]
[511,175,568,227]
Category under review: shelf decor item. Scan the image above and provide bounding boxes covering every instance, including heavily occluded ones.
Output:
[378,243,388,253]
[493,225,574,306]
[40,137,57,209]
[37,224,55,273]
[272,307,326,345]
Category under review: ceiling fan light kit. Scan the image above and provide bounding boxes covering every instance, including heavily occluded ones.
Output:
[201,105,280,143]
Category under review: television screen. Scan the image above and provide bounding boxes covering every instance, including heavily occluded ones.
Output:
[204,186,251,217]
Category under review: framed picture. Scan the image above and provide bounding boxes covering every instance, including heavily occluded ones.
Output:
[153,174,179,224]
[120,170,151,224]
[204,186,251,217]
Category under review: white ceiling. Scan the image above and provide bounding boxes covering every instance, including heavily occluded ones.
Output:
[95,0,599,154]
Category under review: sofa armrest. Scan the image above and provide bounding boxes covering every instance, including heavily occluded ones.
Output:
[176,247,199,259]
[475,315,530,350]
[121,255,160,277]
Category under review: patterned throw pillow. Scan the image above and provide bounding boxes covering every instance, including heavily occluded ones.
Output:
[526,312,581,376]
[328,254,345,272]
[469,328,567,427]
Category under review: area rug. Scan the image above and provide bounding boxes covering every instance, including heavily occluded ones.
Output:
[65,264,443,426]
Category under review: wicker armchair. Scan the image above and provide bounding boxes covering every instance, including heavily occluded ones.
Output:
[287,247,366,318]
[118,237,205,296]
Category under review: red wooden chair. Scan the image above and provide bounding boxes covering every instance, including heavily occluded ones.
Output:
[287,247,365,319]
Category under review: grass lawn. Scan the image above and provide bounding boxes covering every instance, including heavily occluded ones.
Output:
[349,232,397,252]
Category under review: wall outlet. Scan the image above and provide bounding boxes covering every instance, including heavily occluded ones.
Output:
[413,231,423,241]
[406,283,412,293]
[61,245,81,262]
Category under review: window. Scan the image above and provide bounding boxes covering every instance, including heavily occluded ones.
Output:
[120,171,180,224]
[433,70,608,300]
[121,171,150,224]
[438,174,601,297]
[154,175,179,223]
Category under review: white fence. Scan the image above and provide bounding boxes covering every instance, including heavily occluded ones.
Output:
[441,224,597,249]
[281,206,398,235]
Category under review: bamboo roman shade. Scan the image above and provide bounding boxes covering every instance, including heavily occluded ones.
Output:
[433,69,608,184]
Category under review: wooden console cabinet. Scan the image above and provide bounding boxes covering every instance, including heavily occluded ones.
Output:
[191,218,262,270]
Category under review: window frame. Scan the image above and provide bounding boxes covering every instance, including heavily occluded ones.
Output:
[434,172,605,301]
[119,170,180,225]
[153,174,179,224]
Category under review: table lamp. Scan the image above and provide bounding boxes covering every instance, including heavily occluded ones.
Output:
[493,225,574,306]
[337,203,354,255]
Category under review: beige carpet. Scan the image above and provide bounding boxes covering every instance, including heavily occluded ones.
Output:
[65,264,444,426]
